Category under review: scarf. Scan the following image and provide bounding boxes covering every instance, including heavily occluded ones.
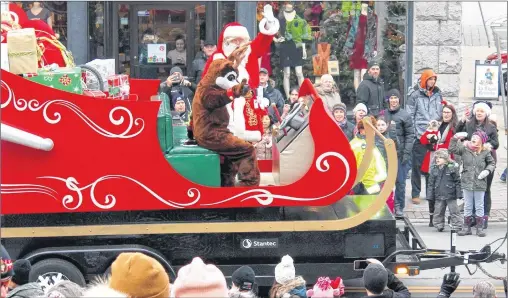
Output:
[338,119,347,127]
[466,141,481,153]
[343,8,377,59]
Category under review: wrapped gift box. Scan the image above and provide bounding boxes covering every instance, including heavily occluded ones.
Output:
[86,59,115,92]
[7,28,38,74]
[26,67,84,95]
[107,74,130,100]
[83,90,107,98]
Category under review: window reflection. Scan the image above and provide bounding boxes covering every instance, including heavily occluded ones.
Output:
[256,1,407,109]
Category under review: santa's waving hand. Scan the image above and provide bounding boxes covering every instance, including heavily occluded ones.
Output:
[201,4,280,142]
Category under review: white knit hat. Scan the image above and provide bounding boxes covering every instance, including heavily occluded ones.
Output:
[353,103,368,115]
[275,255,296,284]
[473,102,492,117]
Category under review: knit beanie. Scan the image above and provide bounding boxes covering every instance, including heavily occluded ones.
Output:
[109,253,170,298]
[306,277,344,298]
[0,244,13,281]
[46,281,85,298]
[387,89,401,100]
[434,148,451,162]
[170,66,183,76]
[332,103,347,114]
[275,255,296,284]
[353,103,368,115]
[473,130,488,144]
[362,263,388,295]
[173,257,228,298]
[231,265,256,291]
[11,260,31,286]
[6,282,44,298]
[367,61,380,70]
[473,101,492,117]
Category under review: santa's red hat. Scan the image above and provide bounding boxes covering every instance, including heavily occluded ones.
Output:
[202,22,250,77]
[218,22,250,51]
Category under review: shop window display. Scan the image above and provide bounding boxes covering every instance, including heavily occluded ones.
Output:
[257,1,407,108]
[88,1,105,60]
[20,1,67,46]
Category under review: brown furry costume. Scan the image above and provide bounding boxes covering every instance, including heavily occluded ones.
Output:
[192,57,261,187]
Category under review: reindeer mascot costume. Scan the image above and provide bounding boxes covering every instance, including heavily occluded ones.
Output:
[193,46,261,187]
[201,4,280,143]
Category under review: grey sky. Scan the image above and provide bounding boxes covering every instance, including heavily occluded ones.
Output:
[462,2,507,25]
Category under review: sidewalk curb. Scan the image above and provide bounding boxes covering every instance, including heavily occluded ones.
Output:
[407,217,508,224]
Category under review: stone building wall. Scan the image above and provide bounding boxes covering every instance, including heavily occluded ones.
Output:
[413,2,462,103]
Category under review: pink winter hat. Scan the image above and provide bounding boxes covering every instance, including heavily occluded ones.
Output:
[173,257,228,298]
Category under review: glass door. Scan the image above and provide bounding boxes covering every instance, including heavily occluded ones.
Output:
[130,4,198,80]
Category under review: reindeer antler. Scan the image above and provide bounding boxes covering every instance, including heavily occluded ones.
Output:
[227,42,251,69]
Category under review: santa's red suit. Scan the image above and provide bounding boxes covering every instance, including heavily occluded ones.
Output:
[1,3,72,68]
[201,8,279,142]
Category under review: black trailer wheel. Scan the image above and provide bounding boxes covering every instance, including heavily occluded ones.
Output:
[29,258,86,291]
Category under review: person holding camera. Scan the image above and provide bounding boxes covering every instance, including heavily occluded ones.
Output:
[160,66,196,122]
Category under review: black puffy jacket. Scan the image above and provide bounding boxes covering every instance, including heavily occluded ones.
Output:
[356,73,385,116]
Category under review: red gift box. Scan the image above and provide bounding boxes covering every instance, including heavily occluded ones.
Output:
[83,90,106,98]
[107,74,129,100]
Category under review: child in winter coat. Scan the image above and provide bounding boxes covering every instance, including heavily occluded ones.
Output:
[427,149,462,232]
[375,115,399,213]
[269,255,306,298]
[449,131,496,237]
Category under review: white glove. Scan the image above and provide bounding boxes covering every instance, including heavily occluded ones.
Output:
[484,142,492,151]
[262,4,276,23]
[478,170,490,180]
[302,44,307,59]
[453,132,467,139]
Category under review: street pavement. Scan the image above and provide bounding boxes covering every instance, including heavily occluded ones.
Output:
[404,99,508,224]
[342,223,507,298]
[401,223,507,294]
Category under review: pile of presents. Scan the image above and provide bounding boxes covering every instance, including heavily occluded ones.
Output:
[1,2,130,100]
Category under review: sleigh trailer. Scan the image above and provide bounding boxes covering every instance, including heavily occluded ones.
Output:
[0,70,505,293]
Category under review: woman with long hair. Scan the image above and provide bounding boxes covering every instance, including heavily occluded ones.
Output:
[456,101,499,229]
[419,102,458,227]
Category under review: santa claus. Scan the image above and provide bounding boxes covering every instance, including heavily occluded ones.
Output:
[201,4,280,142]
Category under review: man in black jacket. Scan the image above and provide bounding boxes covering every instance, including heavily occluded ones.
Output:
[382,89,414,217]
[356,61,385,116]
[362,258,410,298]
[259,68,285,123]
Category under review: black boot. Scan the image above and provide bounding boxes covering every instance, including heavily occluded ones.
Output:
[458,216,472,236]
[476,217,486,237]
[483,216,489,229]
[429,215,434,227]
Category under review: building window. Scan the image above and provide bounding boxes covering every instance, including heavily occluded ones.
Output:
[254,1,407,108]
[219,2,235,34]
[89,1,105,60]
[21,1,68,46]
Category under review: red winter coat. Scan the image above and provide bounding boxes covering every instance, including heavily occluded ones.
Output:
[419,125,454,174]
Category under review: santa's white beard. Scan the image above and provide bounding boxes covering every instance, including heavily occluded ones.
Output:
[223,43,238,57]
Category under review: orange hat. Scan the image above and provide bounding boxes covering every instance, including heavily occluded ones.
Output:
[419,69,437,90]
[173,257,228,298]
[109,253,170,298]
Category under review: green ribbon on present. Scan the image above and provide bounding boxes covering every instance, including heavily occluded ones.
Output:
[8,51,36,57]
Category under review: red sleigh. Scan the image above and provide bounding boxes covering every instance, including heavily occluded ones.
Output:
[0,69,397,229]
